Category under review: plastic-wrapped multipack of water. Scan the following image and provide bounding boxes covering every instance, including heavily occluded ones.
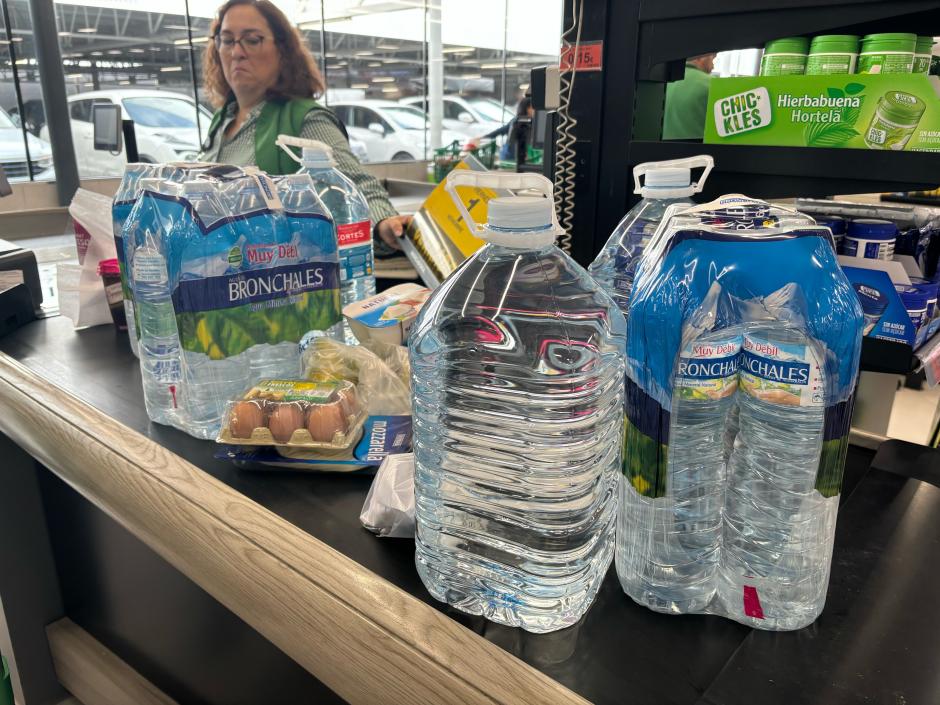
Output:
[410,171,626,634]
[617,194,863,631]
[120,166,343,438]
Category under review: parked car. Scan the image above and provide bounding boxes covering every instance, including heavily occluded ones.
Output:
[41,89,211,178]
[330,100,466,162]
[400,95,512,139]
[0,106,54,182]
[8,99,46,137]
[348,135,369,163]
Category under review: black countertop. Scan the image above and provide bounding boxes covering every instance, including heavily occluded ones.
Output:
[3,315,939,705]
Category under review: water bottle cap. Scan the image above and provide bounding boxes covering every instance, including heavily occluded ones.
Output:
[633,155,713,198]
[645,167,691,188]
[182,179,215,194]
[485,197,557,248]
[280,173,313,187]
[302,144,336,167]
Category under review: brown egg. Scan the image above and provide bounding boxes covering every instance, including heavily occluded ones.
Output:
[229,401,265,439]
[338,386,360,417]
[306,402,347,443]
[267,403,305,444]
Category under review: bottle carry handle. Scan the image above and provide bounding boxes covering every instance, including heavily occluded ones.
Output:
[444,170,560,237]
[276,134,336,166]
[633,154,714,195]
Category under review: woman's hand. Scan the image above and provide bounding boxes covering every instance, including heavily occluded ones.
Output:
[376,215,412,251]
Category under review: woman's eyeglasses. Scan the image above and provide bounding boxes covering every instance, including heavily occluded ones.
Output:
[214,34,268,53]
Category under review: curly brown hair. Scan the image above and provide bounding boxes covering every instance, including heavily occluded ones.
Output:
[203,0,325,109]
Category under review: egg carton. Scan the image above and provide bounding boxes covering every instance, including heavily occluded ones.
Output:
[216,379,366,450]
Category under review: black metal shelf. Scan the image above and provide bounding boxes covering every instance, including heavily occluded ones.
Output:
[860,336,923,375]
[628,141,940,200]
[636,0,940,77]
[559,0,940,265]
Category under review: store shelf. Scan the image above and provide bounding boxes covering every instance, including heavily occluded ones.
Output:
[561,0,940,263]
[635,0,940,78]
[628,141,940,200]
[860,330,940,375]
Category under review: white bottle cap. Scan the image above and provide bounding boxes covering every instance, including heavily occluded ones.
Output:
[645,167,691,189]
[182,179,215,194]
[485,196,556,248]
[633,155,714,199]
[302,144,336,168]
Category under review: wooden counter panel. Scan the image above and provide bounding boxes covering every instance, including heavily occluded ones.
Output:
[0,353,588,705]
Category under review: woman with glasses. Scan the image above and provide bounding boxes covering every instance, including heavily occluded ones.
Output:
[199,0,409,253]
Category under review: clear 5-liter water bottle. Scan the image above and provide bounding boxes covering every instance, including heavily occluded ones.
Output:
[133,178,185,426]
[589,156,713,318]
[174,180,253,438]
[228,177,301,379]
[411,174,626,633]
[297,142,375,345]
[719,325,837,630]
[277,173,346,344]
[618,327,742,613]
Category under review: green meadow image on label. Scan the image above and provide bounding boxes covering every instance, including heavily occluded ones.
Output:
[176,288,341,359]
[704,73,940,151]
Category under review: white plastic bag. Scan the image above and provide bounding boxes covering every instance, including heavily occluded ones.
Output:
[59,189,117,328]
[360,453,415,538]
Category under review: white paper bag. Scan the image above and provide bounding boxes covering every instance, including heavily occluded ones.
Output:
[60,189,118,328]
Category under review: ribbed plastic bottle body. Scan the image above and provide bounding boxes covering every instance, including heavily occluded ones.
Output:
[278,178,345,345]
[134,227,184,427]
[589,195,693,319]
[718,326,836,630]
[173,188,252,438]
[617,328,742,614]
[227,186,301,381]
[301,164,375,345]
[411,243,625,633]
[113,164,151,358]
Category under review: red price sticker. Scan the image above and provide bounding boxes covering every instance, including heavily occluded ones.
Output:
[560,41,603,72]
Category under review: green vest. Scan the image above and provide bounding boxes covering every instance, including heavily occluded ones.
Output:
[205,97,321,175]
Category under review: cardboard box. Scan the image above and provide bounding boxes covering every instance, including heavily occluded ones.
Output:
[704,73,940,151]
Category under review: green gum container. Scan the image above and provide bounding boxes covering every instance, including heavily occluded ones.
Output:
[864,91,927,150]
[806,35,860,74]
[857,33,916,74]
[760,36,810,76]
[913,35,935,73]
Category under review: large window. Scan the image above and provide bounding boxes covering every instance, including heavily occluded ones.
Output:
[0,0,54,181]
[1,0,561,179]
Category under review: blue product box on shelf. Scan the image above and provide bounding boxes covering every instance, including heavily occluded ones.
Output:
[841,266,916,346]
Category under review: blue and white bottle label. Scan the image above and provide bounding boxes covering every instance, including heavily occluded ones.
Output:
[675,335,742,401]
[739,334,824,407]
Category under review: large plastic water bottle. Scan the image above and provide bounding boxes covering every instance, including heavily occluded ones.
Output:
[589,156,713,318]
[719,325,836,630]
[174,180,252,438]
[228,175,301,379]
[280,136,375,345]
[411,172,626,633]
[133,180,185,427]
[277,173,345,345]
[618,326,742,613]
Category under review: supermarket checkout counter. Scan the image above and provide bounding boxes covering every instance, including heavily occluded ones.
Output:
[0,316,939,705]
